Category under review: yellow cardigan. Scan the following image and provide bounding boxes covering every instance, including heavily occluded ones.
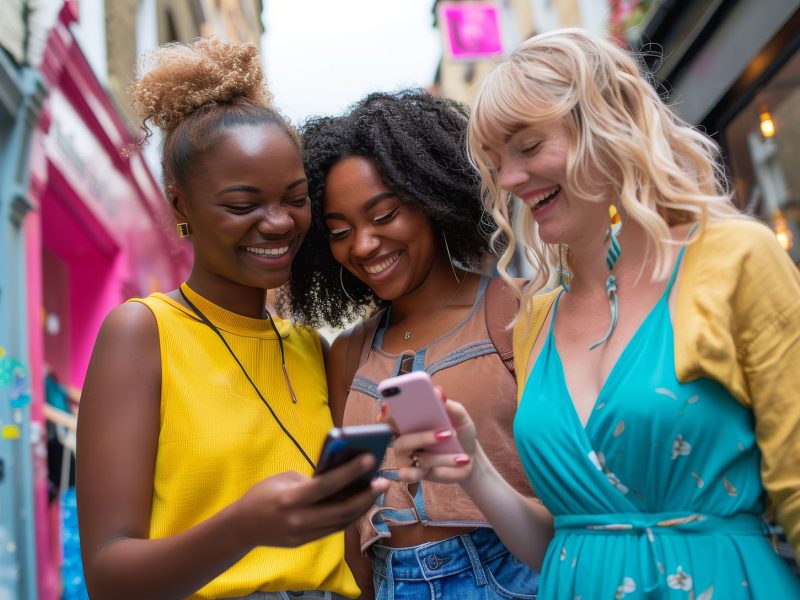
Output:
[513,218,800,558]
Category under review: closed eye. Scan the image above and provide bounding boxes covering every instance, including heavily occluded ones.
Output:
[521,142,542,155]
[373,207,399,224]
[286,195,309,207]
[328,226,351,240]
[224,204,257,213]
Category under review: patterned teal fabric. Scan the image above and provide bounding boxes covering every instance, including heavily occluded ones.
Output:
[515,247,800,598]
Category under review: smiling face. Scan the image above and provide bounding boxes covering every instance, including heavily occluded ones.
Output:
[175,122,310,296]
[489,120,609,246]
[322,156,440,301]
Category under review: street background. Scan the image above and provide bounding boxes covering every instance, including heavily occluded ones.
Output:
[0,0,798,597]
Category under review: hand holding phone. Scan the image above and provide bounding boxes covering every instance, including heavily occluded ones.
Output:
[314,423,393,502]
[377,371,464,454]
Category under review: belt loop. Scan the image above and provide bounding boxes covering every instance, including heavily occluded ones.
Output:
[460,531,488,587]
[385,547,395,600]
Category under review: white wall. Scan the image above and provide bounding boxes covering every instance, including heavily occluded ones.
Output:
[72,0,108,85]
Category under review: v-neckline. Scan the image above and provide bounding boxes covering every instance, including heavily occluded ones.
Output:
[546,242,690,431]
[550,292,666,430]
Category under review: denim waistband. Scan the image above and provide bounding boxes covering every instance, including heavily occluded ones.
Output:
[370,528,507,582]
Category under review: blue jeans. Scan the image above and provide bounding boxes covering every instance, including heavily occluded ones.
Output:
[370,528,539,600]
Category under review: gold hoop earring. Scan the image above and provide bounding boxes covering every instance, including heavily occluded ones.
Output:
[176,222,191,238]
[441,230,461,283]
[339,266,357,303]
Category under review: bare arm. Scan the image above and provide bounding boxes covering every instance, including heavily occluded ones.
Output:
[326,329,354,428]
[391,398,553,570]
[78,303,387,600]
[326,329,376,598]
[459,443,553,569]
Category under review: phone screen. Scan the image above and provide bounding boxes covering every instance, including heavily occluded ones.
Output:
[314,423,393,502]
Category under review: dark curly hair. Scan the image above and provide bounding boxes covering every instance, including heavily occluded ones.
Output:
[288,89,496,329]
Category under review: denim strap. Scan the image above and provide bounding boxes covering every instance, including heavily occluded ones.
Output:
[459,531,488,587]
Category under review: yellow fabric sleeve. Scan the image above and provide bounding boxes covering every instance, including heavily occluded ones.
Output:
[676,219,800,557]
[512,289,559,403]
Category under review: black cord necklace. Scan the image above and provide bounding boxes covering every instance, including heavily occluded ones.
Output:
[178,286,314,470]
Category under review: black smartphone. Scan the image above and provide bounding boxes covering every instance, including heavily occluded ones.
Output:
[315,423,393,501]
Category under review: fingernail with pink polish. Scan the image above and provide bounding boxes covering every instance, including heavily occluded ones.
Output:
[454,455,471,465]
[434,429,453,440]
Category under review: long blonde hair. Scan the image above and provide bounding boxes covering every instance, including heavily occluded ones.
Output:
[468,28,740,307]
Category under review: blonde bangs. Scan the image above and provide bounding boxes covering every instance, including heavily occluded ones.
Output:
[469,29,741,317]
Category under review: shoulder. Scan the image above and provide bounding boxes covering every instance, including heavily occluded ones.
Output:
[484,275,526,320]
[83,302,162,401]
[684,217,799,292]
[103,300,159,341]
[687,217,787,266]
[329,316,376,365]
[514,288,559,337]
[284,321,328,362]
[90,302,161,371]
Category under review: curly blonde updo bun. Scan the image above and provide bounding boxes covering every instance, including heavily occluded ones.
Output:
[132,37,272,132]
[130,36,297,195]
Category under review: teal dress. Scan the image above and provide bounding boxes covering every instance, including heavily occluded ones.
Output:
[515,247,800,599]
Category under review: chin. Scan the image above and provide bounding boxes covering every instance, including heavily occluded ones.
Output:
[257,271,292,290]
[536,227,564,246]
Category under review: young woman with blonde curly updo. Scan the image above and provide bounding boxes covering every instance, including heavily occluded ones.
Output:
[390,29,800,598]
[75,38,387,600]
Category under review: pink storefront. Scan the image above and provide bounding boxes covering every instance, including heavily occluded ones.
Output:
[25,4,190,596]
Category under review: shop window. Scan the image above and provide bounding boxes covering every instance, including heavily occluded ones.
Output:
[724,48,800,264]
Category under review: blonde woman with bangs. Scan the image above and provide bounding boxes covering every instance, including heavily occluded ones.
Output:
[390,28,800,599]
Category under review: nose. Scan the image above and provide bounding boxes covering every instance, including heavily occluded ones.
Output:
[497,156,529,193]
[256,205,293,237]
[351,226,380,259]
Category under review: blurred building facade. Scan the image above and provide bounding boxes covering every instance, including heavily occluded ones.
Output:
[0,2,46,598]
[627,0,800,265]
[433,0,609,107]
[0,0,261,597]
[432,0,609,278]
[432,0,800,277]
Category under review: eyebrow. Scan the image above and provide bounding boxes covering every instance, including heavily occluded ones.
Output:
[323,191,397,220]
[215,178,308,197]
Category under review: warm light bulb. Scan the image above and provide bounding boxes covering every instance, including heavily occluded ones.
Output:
[776,229,792,250]
[773,210,793,250]
[760,111,776,138]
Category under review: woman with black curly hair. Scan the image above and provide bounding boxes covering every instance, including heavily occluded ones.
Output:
[289,89,541,600]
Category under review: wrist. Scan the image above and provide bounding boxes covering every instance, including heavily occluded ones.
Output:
[459,443,488,493]
[226,495,259,553]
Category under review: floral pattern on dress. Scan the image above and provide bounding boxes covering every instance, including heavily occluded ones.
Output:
[667,566,692,590]
[671,434,692,460]
[614,577,636,599]
[588,450,629,494]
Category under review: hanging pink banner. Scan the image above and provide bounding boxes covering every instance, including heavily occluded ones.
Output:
[438,1,503,60]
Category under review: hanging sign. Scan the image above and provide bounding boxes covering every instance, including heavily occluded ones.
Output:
[437,1,503,60]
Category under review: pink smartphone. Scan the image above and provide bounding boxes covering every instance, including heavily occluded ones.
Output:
[377,371,464,454]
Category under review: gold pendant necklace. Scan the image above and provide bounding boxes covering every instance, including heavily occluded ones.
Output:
[401,274,466,341]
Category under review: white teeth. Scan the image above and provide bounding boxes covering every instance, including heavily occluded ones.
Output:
[245,246,289,256]
[364,253,399,274]
[531,185,561,207]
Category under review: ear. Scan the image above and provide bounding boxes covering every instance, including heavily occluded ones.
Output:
[168,185,189,223]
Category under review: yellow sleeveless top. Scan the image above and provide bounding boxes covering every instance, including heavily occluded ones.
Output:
[130,285,359,599]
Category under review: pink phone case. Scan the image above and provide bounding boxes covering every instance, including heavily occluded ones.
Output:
[377,371,464,454]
